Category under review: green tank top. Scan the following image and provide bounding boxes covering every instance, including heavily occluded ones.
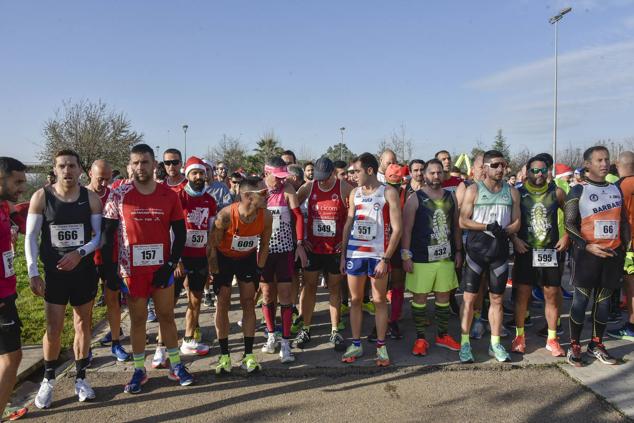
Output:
[518,182,559,249]
[472,181,513,228]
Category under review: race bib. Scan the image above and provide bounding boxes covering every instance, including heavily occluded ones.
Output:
[50,224,84,248]
[2,250,15,278]
[353,220,377,240]
[185,230,207,248]
[594,220,618,240]
[272,214,281,232]
[532,249,558,267]
[313,219,336,237]
[133,244,164,266]
[231,235,259,252]
[428,242,451,261]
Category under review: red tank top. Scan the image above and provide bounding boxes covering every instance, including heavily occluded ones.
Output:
[93,187,118,265]
[0,202,16,298]
[218,203,265,258]
[180,189,217,258]
[307,179,346,254]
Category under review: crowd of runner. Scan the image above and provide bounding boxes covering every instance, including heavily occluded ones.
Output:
[0,142,633,419]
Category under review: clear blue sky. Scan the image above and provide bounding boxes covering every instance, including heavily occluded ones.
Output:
[1,0,633,164]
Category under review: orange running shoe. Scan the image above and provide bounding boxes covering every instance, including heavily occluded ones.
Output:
[511,335,526,354]
[412,338,429,356]
[546,338,565,357]
[435,334,460,351]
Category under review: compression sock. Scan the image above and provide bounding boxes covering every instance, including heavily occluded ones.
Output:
[412,302,428,339]
[569,287,591,343]
[167,347,181,366]
[435,302,450,335]
[75,358,90,380]
[44,360,57,380]
[244,337,254,355]
[219,338,230,355]
[280,304,293,339]
[591,288,613,342]
[263,302,276,333]
[352,339,362,348]
[491,335,501,346]
[547,329,557,340]
[390,287,405,323]
[461,334,470,346]
[376,339,386,348]
[133,353,145,370]
[516,326,525,337]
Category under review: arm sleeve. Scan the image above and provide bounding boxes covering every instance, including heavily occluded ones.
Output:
[79,214,102,255]
[291,207,304,241]
[101,217,119,266]
[25,214,43,278]
[169,219,186,264]
[564,185,586,249]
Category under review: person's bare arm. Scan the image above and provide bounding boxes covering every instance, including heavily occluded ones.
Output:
[258,209,273,268]
[451,192,464,269]
[401,192,418,273]
[383,185,402,259]
[285,183,307,266]
[505,186,521,235]
[459,184,485,231]
[455,181,467,209]
[296,181,313,205]
[207,207,230,273]
[338,187,357,273]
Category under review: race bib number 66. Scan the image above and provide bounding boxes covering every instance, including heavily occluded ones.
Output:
[594,220,618,240]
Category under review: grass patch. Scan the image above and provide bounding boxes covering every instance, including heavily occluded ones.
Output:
[13,235,107,347]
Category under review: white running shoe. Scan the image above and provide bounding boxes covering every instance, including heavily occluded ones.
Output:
[74,378,96,402]
[261,333,278,354]
[279,340,295,363]
[180,339,210,356]
[152,346,169,369]
[34,378,55,409]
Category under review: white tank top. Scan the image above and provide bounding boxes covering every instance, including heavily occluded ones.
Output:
[346,185,390,259]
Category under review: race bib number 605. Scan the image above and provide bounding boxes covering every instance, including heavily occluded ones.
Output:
[133,244,164,266]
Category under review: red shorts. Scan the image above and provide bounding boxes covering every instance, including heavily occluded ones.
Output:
[123,273,175,299]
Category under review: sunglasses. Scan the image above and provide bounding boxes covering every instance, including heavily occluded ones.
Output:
[485,162,507,169]
[230,180,241,184]
[164,160,181,166]
[243,188,269,197]
[529,167,548,175]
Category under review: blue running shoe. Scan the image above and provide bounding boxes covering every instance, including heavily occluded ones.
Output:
[470,318,485,340]
[99,328,125,346]
[124,368,148,394]
[532,287,544,302]
[147,305,157,323]
[561,287,573,300]
[112,344,131,362]
[488,343,511,362]
[168,363,194,386]
[607,324,634,342]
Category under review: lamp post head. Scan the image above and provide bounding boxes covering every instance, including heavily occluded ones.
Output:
[549,7,572,24]
[182,124,189,133]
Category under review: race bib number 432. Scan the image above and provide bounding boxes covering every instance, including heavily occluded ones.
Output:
[313,219,336,237]
[594,220,618,240]
[428,242,451,261]
[532,249,558,267]
[133,244,164,267]
[50,224,84,248]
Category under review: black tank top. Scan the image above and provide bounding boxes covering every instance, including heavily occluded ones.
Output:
[41,186,93,272]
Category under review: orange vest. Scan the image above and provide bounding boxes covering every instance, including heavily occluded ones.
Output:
[218,203,265,258]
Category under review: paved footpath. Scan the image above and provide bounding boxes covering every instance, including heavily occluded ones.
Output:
[9,277,634,421]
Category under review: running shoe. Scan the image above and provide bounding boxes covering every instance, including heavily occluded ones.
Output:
[34,379,55,409]
[261,333,278,354]
[367,326,377,343]
[561,287,573,300]
[511,335,526,354]
[488,343,511,362]
[279,341,295,363]
[546,338,565,357]
[74,378,95,402]
[329,330,346,351]
[111,344,131,362]
[124,368,148,394]
[607,324,634,342]
[241,353,261,373]
[375,345,390,367]
[362,301,376,315]
[202,291,214,308]
[215,354,232,374]
[412,338,429,356]
[504,316,533,329]
[337,320,346,331]
[293,328,311,349]
[291,315,303,335]
[99,328,125,346]
[459,343,474,364]
[531,288,544,302]
[146,303,157,323]
[151,346,169,369]
[1,406,28,421]
[342,344,363,363]
[607,310,622,325]
[340,303,350,315]
[180,339,210,356]
[566,343,583,367]
[470,318,485,340]
[435,334,460,352]
[194,327,202,343]
[168,363,194,386]
[537,324,564,338]
[587,342,617,365]
[388,321,402,340]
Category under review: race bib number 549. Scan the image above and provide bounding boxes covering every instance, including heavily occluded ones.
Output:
[313,219,336,237]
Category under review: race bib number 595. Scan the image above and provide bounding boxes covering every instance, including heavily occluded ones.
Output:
[532,249,558,267]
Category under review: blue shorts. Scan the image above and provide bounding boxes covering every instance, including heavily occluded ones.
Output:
[345,257,383,277]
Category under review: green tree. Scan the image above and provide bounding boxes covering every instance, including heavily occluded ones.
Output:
[206,134,248,173]
[491,129,511,160]
[39,99,143,173]
[252,131,284,169]
[325,143,355,163]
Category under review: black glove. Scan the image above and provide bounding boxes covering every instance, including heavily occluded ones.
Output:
[486,222,506,239]
[152,263,175,288]
[256,266,265,280]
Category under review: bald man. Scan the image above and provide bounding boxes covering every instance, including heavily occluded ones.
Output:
[608,151,634,342]
[378,149,397,184]
[87,160,130,361]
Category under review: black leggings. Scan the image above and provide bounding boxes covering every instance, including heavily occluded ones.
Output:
[569,287,613,344]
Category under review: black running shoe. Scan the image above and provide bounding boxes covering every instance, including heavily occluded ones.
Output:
[293,328,311,349]
[587,342,617,365]
[388,322,402,340]
[566,343,583,367]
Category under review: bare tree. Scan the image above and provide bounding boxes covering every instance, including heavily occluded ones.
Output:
[205,134,248,172]
[378,124,414,163]
[39,99,143,173]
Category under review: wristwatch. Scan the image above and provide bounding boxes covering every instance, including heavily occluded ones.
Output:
[167,261,176,269]
[77,248,86,257]
[381,256,390,263]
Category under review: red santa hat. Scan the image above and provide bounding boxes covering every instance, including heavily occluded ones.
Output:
[555,163,573,178]
[185,156,207,176]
